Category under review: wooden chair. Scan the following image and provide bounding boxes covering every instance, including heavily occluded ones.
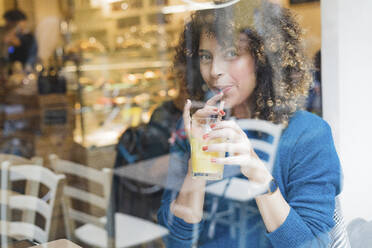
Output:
[204,119,350,248]
[329,196,351,248]
[0,154,44,225]
[0,153,43,166]
[0,162,65,245]
[204,119,284,247]
[235,119,283,172]
[49,154,169,248]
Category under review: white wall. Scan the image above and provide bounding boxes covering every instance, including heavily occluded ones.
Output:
[322,0,372,224]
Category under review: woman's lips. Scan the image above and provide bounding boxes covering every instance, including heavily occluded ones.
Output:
[222,86,233,94]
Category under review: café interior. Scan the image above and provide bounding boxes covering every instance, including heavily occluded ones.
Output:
[0,0,371,247]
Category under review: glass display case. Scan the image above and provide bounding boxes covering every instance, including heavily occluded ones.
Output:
[63,53,176,147]
[62,0,187,148]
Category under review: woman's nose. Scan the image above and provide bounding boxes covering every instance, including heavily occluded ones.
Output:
[210,58,225,78]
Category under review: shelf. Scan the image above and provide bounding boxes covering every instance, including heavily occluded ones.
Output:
[63,60,172,72]
[67,0,182,145]
[0,130,37,139]
[107,7,164,19]
[3,109,41,121]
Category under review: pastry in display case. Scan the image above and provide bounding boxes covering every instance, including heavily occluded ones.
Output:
[63,61,178,169]
[63,58,176,146]
[60,0,187,169]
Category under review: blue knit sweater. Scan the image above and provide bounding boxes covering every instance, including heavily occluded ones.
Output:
[157,111,342,248]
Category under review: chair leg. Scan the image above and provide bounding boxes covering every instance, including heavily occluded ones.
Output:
[207,197,219,239]
[107,235,115,248]
[229,203,236,239]
[238,204,247,248]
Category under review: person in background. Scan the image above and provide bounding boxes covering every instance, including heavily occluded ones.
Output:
[114,78,208,220]
[306,50,322,116]
[157,1,342,247]
[2,9,38,70]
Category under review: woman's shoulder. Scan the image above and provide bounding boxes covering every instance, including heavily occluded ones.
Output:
[287,110,330,133]
[281,110,335,147]
[279,111,338,158]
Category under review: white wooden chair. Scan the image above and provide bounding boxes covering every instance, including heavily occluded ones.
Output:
[0,162,65,245]
[205,119,283,199]
[49,154,168,248]
[204,119,350,248]
[204,119,283,247]
[329,196,351,248]
[0,154,44,225]
[0,153,43,166]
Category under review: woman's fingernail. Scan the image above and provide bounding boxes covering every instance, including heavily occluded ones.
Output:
[219,91,223,96]
[219,110,225,116]
[202,145,208,151]
[213,108,218,112]
[203,134,209,139]
[211,158,217,163]
[210,124,216,129]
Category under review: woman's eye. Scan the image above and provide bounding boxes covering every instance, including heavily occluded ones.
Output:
[224,49,238,59]
[199,54,212,63]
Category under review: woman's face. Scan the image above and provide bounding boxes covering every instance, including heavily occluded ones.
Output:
[198,32,257,108]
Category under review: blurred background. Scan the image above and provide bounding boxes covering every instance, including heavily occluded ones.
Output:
[0,0,371,246]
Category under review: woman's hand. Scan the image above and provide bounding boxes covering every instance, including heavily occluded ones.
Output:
[170,93,225,223]
[183,92,224,139]
[203,120,273,185]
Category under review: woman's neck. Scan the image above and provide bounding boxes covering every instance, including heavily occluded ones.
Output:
[232,100,253,119]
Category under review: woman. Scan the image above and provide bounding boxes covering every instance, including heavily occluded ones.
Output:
[158,1,342,247]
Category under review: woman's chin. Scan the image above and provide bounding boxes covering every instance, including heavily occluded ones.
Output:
[222,98,235,109]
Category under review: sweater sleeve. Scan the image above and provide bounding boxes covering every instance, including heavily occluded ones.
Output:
[157,121,204,247]
[158,189,204,247]
[267,117,342,247]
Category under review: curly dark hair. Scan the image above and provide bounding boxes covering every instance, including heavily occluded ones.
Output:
[173,1,312,126]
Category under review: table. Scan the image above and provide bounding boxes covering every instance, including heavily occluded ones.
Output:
[113,154,170,187]
[30,239,81,248]
[0,237,37,248]
[109,154,246,248]
[107,154,170,248]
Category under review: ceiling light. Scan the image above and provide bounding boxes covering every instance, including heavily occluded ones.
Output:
[162,0,240,14]
[182,0,240,9]
[121,3,128,10]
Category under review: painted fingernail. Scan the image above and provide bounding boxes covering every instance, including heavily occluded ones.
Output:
[219,110,225,116]
[203,134,209,139]
[211,158,217,163]
[219,91,223,96]
[202,145,208,151]
[210,124,216,129]
[213,108,218,112]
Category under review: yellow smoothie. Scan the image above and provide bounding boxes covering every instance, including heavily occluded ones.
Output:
[190,137,224,180]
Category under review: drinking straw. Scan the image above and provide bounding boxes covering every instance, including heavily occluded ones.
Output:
[217,100,225,122]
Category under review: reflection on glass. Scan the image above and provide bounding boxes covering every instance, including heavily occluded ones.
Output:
[0,0,347,248]
[157,1,346,248]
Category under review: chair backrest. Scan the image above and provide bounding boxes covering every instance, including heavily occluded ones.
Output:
[0,162,65,244]
[204,119,283,239]
[235,119,283,173]
[233,120,349,247]
[0,153,44,225]
[49,154,113,243]
[0,153,43,166]
[329,196,351,248]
